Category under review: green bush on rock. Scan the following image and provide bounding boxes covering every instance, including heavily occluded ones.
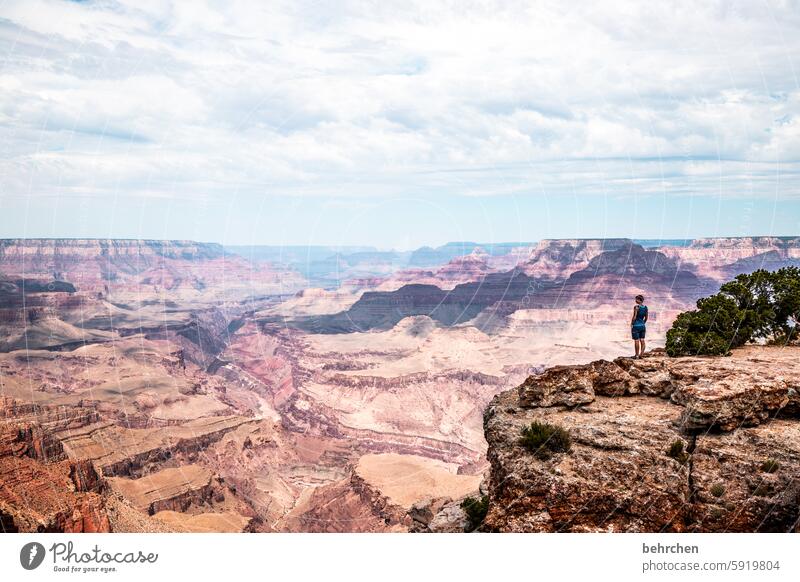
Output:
[519,420,572,460]
[667,439,689,464]
[760,459,780,473]
[460,496,489,532]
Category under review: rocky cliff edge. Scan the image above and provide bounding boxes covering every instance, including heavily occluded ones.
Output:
[482,346,800,532]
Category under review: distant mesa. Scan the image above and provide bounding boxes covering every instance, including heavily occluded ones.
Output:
[286,242,715,334]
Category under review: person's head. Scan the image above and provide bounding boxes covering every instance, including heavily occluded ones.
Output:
[635,294,644,304]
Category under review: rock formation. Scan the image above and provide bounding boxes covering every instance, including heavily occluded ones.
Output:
[661,237,800,281]
[483,346,800,532]
[518,239,632,279]
[351,248,494,292]
[294,242,716,333]
[0,398,110,532]
[284,453,481,533]
[108,465,217,514]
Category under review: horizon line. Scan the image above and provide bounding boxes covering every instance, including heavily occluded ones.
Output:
[2,234,800,253]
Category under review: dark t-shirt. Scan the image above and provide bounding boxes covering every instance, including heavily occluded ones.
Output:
[633,304,648,327]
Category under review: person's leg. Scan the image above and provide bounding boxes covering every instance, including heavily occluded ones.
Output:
[640,338,646,355]
[633,339,640,357]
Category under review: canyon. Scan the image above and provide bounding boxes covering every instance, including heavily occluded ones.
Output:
[1,237,799,532]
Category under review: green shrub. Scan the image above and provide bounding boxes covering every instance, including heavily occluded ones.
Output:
[710,483,725,498]
[519,421,571,459]
[760,459,780,473]
[667,439,689,464]
[666,267,800,357]
[460,495,489,532]
[752,484,772,497]
[666,295,746,357]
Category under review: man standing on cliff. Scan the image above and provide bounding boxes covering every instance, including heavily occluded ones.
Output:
[631,294,648,358]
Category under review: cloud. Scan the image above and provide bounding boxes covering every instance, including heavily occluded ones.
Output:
[0,0,799,206]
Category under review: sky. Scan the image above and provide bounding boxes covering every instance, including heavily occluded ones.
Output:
[0,0,799,249]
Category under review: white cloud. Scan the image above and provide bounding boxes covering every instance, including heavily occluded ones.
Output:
[0,0,799,204]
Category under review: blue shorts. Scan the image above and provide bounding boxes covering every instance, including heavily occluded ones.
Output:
[631,326,646,340]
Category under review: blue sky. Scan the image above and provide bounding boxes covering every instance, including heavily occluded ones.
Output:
[1,1,799,249]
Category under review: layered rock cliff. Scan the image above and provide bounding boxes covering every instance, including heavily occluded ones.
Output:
[0,397,110,532]
[519,239,632,279]
[294,242,712,333]
[0,238,305,311]
[661,237,800,280]
[0,238,224,269]
[0,395,253,533]
[482,346,800,533]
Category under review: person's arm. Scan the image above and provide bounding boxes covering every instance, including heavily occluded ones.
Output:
[643,307,648,323]
[631,306,637,325]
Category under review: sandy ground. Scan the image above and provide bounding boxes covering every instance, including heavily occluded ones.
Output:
[261,288,362,316]
[355,453,482,508]
[153,510,251,532]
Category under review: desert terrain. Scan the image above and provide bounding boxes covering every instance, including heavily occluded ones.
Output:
[1,236,799,532]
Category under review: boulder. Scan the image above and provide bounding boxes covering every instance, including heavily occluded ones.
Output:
[518,365,595,408]
[428,500,470,533]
